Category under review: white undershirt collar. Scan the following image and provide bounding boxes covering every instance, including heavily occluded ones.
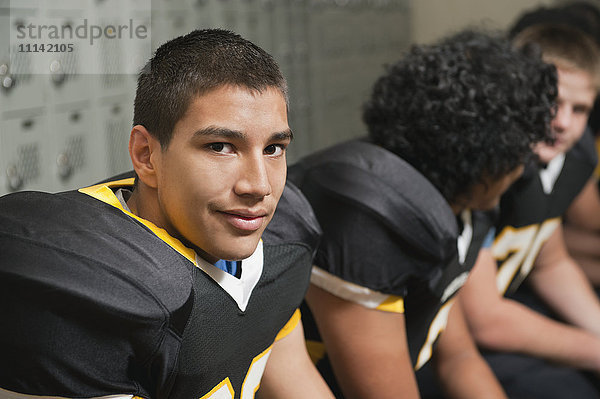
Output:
[456,209,473,265]
[539,153,566,194]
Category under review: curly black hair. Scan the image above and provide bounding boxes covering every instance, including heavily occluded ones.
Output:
[363,29,557,205]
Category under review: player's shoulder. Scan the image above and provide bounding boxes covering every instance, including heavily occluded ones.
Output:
[262,180,322,254]
[0,185,135,246]
[0,186,193,317]
[0,188,105,231]
[289,138,458,262]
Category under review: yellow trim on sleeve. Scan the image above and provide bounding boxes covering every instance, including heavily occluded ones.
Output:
[306,340,326,365]
[375,295,405,313]
[274,308,301,341]
[78,179,197,266]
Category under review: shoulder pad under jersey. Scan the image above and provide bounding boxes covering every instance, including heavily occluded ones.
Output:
[288,139,458,263]
[262,181,322,254]
[0,189,193,320]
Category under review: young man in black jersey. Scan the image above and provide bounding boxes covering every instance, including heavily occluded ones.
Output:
[0,29,333,399]
[288,29,556,399]
[458,24,600,398]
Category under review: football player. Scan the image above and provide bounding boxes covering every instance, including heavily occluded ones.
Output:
[0,29,333,399]
[458,24,600,398]
[288,30,556,399]
[554,2,600,288]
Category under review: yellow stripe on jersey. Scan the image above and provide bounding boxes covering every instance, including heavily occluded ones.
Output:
[306,340,327,365]
[199,378,235,399]
[375,295,405,313]
[79,178,197,266]
[274,308,301,341]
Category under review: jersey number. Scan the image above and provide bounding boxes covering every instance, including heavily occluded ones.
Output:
[201,346,272,399]
[493,218,559,294]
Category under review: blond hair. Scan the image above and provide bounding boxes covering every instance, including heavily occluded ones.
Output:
[513,23,600,90]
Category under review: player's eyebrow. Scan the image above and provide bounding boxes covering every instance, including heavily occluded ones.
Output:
[192,126,294,141]
[272,128,294,142]
[192,126,245,140]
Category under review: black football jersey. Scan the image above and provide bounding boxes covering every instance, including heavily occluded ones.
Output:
[493,129,597,295]
[0,177,320,399]
[288,139,493,395]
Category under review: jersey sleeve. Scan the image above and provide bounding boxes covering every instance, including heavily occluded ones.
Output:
[311,266,405,313]
[0,230,149,396]
[0,191,187,398]
[310,191,417,297]
[274,308,302,341]
[289,139,459,298]
[262,180,322,253]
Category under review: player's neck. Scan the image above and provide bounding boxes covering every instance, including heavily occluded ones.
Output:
[449,202,464,215]
[128,185,220,264]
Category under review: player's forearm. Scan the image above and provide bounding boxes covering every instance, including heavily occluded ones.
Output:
[435,352,507,399]
[530,255,600,336]
[566,205,600,231]
[305,285,421,399]
[565,178,600,231]
[257,360,333,399]
[573,254,600,287]
[435,302,507,399]
[471,297,600,372]
[564,223,600,258]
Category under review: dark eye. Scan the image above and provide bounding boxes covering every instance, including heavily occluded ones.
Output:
[265,144,285,156]
[210,143,224,152]
[208,143,234,154]
[573,105,590,115]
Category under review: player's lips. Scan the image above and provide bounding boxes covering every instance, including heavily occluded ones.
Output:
[220,209,268,231]
[549,138,567,150]
[550,132,567,146]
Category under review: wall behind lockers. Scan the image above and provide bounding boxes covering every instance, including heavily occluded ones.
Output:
[0,0,560,196]
[411,0,559,44]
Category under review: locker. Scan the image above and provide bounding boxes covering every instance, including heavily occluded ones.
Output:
[0,110,51,195]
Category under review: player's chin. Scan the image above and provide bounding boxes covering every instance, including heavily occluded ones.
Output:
[536,145,562,164]
[220,233,264,261]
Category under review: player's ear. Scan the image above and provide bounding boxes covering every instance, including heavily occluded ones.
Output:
[129,125,160,189]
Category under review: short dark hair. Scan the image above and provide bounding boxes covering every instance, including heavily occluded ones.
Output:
[133,28,288,148]
[363,29,556,204]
